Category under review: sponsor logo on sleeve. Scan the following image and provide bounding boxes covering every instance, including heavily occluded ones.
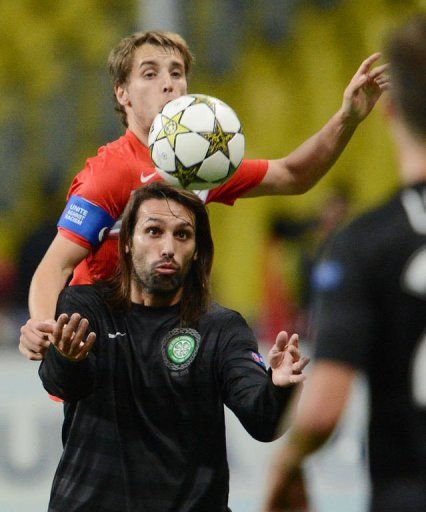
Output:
[251,351,266,369]
[311,260,344,291]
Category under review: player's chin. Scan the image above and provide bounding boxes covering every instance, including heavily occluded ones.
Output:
[151,273,183,292]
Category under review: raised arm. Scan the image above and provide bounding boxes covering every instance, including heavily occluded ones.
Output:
[220,322,309,442]
[246,53,390,196]
[39,312,97,402]
[19,234,89,360]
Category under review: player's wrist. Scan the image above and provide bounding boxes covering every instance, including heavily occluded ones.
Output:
[336,105,361,128]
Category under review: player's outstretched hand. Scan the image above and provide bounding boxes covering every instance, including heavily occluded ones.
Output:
[342,52,390,123]
[269,331,309,387]
[52,313,96,362]
[19,318,56,361]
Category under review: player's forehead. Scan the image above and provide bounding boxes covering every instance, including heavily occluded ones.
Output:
[137,198,195,227]
[132,43,185,70]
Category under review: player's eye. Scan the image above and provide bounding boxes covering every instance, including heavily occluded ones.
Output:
[143,70,156,79]
[175,230,191,240]
[171,70,183,78]
[146,226,161,235]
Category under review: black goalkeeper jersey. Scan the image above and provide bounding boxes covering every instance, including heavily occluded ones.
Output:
[311,183,426,487]
[39,285,292,512]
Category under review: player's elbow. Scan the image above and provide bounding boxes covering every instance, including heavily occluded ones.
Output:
[249,427,278,443]
[243,417,283,442]
[269,159,319,195]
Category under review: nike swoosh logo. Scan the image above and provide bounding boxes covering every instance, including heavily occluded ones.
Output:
[140,171,157,183]
[108,332,127,339]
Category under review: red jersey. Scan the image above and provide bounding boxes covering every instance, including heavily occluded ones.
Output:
[58,130,268,284]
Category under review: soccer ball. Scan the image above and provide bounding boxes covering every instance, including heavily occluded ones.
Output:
[148,94,245,190]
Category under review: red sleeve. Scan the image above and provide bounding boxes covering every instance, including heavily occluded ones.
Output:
[66,154,131,217]
[58,152,133,248]
[205,159,268,205]
[57,227,92,250]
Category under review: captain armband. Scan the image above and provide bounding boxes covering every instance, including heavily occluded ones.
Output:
[57,195,116,247]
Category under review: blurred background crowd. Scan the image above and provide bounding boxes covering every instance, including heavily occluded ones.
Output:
[0,1,424,511]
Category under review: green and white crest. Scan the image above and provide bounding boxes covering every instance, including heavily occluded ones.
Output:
[167,334,195,364]
[162,328,201,371]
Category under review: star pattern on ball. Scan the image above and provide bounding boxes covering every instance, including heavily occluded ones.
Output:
[157,112,191,149]
[201,119,235,158]
[191,95,217,113]
[174,160,201,188]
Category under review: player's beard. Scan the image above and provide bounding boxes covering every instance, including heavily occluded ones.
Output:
[131,258,191,297]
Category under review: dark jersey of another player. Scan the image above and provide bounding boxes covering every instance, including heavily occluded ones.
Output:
[39,285,291,512]
[56,130,268,285]
[311,182,426,489]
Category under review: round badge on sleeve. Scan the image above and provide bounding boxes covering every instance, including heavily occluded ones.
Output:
[161,328,201,371]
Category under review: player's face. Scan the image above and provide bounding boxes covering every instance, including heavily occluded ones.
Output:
[130,198,196,303]
[116,44,188,142]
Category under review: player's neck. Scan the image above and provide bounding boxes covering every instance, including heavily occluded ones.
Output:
[127,119,149,147]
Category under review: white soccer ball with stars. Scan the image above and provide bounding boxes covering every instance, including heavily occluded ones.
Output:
[148,94,245,190]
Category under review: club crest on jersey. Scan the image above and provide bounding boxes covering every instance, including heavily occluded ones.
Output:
[162,328,201,371]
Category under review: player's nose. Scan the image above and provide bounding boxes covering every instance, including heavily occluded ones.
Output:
[160,236,175,260]
[162,74,174,93]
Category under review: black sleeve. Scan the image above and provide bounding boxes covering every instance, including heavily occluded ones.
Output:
[216,312,294,442]
[311,228,375,370]
[39,346,96,401]
[38,286,100,401]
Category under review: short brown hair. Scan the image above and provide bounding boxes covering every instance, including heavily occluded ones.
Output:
[108,30,194,127]
[385,14,426,136]
[104,182,213,326]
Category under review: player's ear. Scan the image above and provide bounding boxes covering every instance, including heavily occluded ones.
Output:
[125,243,130,253]
[115,85,130,106]
[193,249,198,261]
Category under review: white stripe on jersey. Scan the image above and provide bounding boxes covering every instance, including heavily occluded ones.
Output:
[401,188,426,234]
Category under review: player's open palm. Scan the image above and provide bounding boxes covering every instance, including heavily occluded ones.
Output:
[52,313,96,361]
[342,53,390,122]
[269,332,309,387]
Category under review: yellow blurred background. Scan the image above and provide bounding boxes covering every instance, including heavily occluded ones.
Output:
[0,0,424,319]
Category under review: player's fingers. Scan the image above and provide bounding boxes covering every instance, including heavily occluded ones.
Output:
[378,82,391,91]
[289,373,307,384]
[274,331,289,351]
[35,321,56,335]
[286,345,299,358]
[287,333,299,349]
[52,314,69,351]
[345,74,369,97]
[75,332,97,360]
[293,357,310,373]
[375,74,390,84]
[355,52,381,75]
[368,62,390,79]
[20,323,51,350]
[18,343,45,361]
[19,331,49,352]
[70,317,89,354]
[61,313,81,354]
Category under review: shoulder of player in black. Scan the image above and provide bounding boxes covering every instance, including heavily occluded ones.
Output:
[322,185,411,254]
[60,283,104,303]
[204,301,244,321]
